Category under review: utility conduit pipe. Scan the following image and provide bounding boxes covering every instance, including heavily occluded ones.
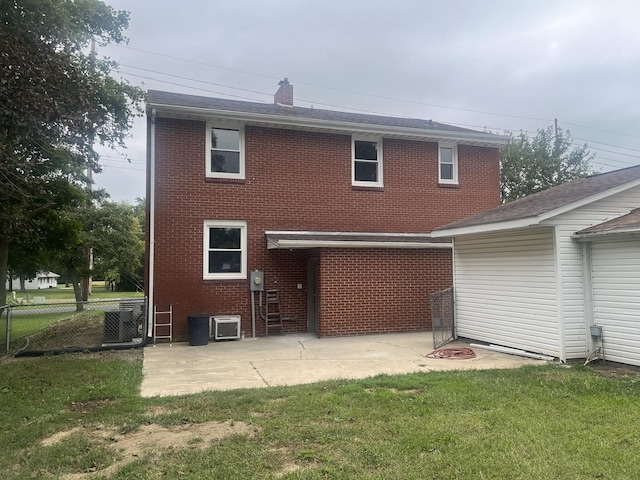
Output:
[469,343,555,361]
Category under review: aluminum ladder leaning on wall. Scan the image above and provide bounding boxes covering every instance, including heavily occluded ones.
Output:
[153,305,173,346]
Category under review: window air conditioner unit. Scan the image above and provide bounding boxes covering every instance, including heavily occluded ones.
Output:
[210,315,241,340]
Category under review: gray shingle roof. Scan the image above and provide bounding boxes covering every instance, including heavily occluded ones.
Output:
[433,165,640,233]
[146,89,481,134]
[575,208,640,235]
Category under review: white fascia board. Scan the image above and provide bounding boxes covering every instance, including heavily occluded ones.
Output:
[265,230,434,238]
[539,178,640,222]
[267,239,452,250]
[572,230,640,242]
[430,217,540,238]
[148,103,509,148]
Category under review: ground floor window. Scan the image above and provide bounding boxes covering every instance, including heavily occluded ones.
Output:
[203,220,247,279]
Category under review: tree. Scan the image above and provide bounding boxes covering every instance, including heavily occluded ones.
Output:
[500,126,594,203]
[0,0,143,305]
[42,200,143,309]
[89,201,144,292]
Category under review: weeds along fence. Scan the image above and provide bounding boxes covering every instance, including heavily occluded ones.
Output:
[1,297,148,356]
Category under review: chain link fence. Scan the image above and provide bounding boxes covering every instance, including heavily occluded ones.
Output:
[2,297,148,356]
[430,287,454,349]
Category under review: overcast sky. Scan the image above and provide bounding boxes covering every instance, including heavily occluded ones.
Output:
[95,0,640,203]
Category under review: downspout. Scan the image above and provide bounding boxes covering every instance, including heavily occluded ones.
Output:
[147,108,157,338]
[451,239,457,340]
[580,242,597,356]
[552,226,567,362]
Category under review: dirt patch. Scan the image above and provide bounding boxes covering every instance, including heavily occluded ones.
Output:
[68,399,116,414]
[589,361,640,379]
[27,314,105,351]
[40,420,258,479]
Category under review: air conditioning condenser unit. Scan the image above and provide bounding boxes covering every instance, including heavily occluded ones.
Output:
[210,315,241,340]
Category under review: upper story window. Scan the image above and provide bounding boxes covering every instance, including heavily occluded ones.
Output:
[439,143,458,184]
[206,123,245,179]
[203,220,247,280]
[352,137,383,187]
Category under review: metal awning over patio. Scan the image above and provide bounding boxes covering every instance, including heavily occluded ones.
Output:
[265,231,452,250]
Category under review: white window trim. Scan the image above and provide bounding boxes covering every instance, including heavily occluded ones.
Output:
[352,136,383,187]
[205,122,245,179]
[438,142,458,184]
[203,220,247,280]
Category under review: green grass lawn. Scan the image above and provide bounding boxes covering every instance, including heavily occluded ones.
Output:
[5,281,142,305]
[1,352,640,479]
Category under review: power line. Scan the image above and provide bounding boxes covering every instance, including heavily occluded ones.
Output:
[118,66,403,117]
[112,51,640,169]
[573,136,640,154]
[117,45,281,81]
[100,155,145,165]
[569,142,640,159]
[120,64,274,99]
[115,44,553,123]
[117,70,270,103]
[560,121,640,142]
[98,163,145,172]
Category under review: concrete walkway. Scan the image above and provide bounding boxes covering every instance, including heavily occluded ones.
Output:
[141,332,546,397]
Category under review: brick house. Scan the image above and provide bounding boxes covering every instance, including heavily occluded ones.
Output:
[146,80,508,341]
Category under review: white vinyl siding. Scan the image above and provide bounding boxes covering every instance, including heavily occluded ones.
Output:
[454,227,560,357]
[544,187,640,359]
[590,240,640,366]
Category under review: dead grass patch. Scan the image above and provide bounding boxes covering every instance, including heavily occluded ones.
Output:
[39,420,258,479]
[27,314,104,350]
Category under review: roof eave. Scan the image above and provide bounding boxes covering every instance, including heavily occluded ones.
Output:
[267,239,452,250]
[538,177,640,222]
[147,102,510,147]
[573,229,640,242]
[433,177,640,237]
[431,217,541,238]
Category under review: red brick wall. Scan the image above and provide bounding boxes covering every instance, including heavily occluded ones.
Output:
[318,248,452,336]
[149,118,500,340]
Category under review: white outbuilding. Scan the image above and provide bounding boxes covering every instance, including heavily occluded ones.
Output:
[5,271,60,291]
[432,165,640,365]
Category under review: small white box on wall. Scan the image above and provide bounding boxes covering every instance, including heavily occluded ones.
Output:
[210,315,241,340]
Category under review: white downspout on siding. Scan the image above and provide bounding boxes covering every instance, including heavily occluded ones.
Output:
[580,242,595,354]
[452,238,458,340]
[553,226,566,361]
[147,108,156,338]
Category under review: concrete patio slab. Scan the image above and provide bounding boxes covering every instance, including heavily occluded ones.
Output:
[141,332,547,397]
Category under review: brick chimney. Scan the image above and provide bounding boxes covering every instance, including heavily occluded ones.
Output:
[274,78,293,106]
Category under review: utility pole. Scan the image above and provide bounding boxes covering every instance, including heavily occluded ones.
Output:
[81,38,97,301]
[553,118,559,157]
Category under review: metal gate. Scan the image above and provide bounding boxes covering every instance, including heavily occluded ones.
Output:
[430,287,454,349]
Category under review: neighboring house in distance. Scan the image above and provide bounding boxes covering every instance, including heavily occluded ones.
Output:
[432,166,640,366]
[146,80,509,341]
[5,271,60,291]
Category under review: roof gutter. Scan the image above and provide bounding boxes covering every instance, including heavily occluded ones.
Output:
[572,229,640,242]
[268,239,452,249]
[147,103,510,148]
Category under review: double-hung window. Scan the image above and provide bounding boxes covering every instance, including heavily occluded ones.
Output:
[352,137,383,187]
[206,123,245,179]
[438,143,458,184]
[203,220,247,280]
